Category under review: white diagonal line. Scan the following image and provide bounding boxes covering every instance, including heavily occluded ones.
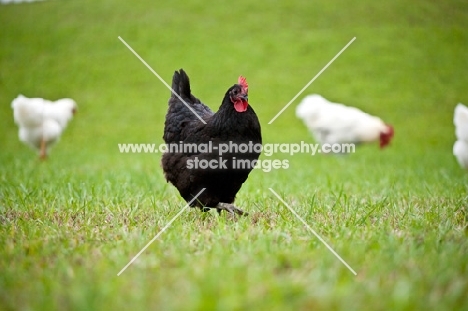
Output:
[118,36,207,124]
[268,188,357,275]
[268,37,356,124]
[117,188,206,276]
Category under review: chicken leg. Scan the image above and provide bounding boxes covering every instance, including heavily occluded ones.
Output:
[39,137,47,160]
[216,203,248,216]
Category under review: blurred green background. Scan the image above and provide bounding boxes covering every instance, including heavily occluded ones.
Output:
[1,0,466,157]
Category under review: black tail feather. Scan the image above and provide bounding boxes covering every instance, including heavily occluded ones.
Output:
[171,70,180,97]
[171,69,191,99]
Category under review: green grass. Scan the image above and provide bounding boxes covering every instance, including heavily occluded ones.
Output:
[1,0,468,310]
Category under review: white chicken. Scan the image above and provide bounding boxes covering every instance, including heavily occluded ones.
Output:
[453,103,468,169]
[295,94,394,152]
[11,94,77,159]
[0,0,44,4]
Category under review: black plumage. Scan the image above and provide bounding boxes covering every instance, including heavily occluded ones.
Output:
[161,69,262,215]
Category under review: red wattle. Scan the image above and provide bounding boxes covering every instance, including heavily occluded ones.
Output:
[234,100,248,112]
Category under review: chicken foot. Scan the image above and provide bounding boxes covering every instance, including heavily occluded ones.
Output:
[39,137,47,160]
[216,203,248,216]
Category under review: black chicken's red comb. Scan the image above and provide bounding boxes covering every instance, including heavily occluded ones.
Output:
[238,76,248,91]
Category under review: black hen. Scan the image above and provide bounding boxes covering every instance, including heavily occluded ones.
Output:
[162,69,262,215]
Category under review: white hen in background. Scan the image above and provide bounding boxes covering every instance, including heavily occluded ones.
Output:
[11,94,77,159]
[453,103,468,169]
[296,94,394,152]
